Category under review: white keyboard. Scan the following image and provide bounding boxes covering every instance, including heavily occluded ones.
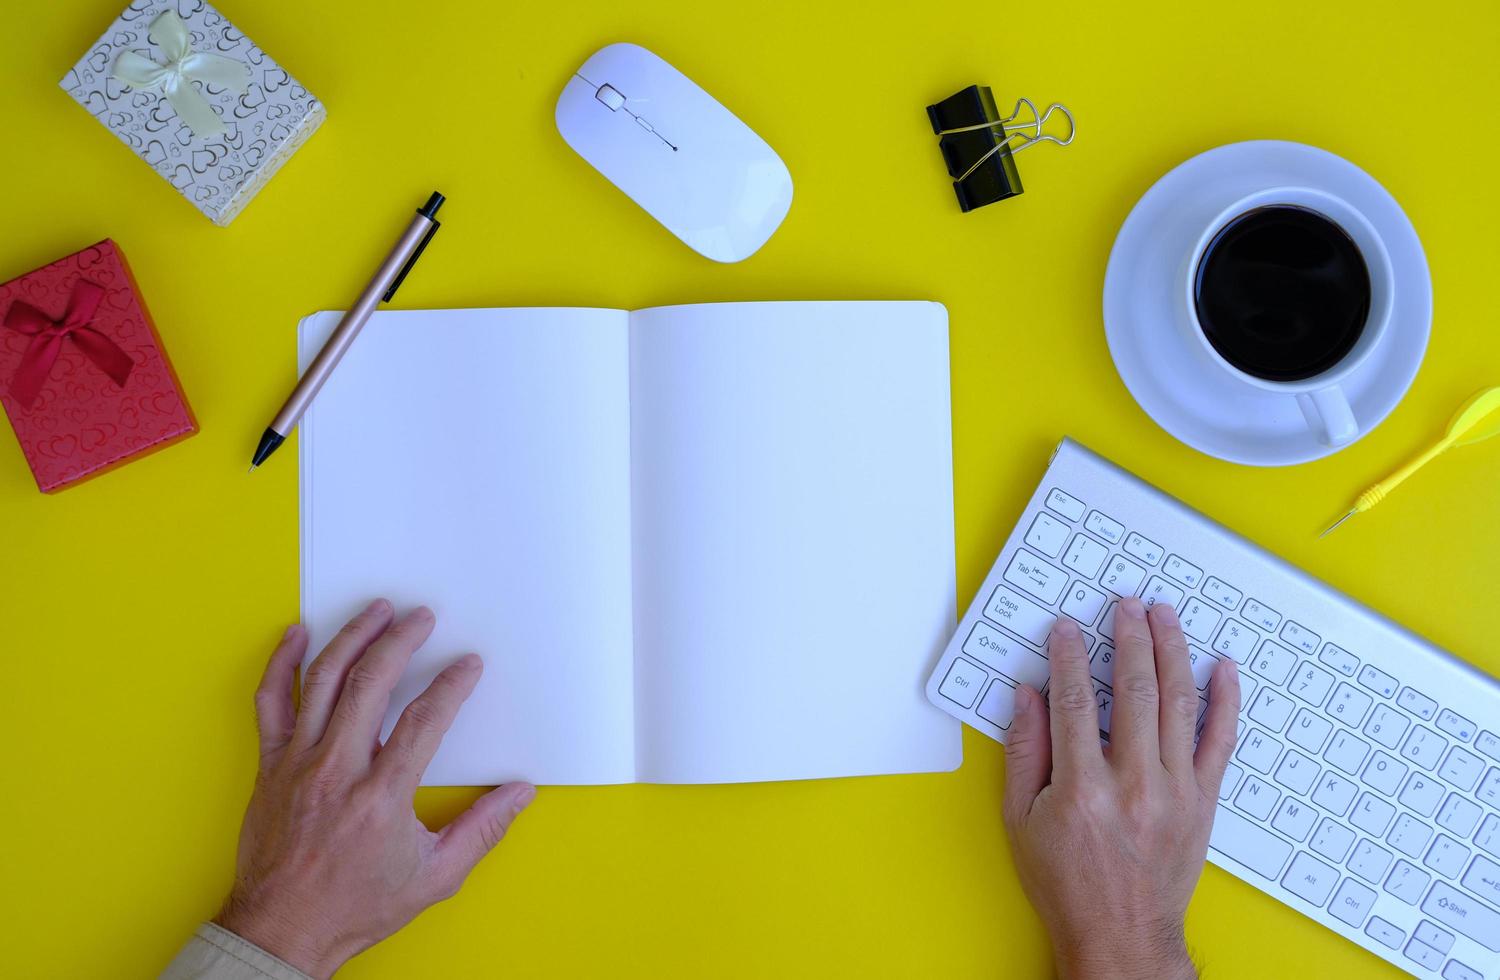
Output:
[926,439,1500,980]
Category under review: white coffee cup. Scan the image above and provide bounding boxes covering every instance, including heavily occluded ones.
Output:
[1177,186,1395,447]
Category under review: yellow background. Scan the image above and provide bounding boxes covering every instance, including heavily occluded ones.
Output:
[2,0,1497,976]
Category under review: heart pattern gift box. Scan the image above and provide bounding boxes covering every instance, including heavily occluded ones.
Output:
[0,241,197,492]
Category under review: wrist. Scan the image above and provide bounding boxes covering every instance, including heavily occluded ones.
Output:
[1051,925,1195,980]
[214,890,346,980]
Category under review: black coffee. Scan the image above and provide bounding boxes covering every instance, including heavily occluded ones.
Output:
[1193,205,1371,382]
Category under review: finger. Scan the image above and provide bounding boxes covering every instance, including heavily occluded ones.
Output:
[1107,598,1160,770]
[292,598,395,749]
[1045,617,1105,778]
[1148,603,1199,775]
[433,781,538,896]
[1002,684,1052,828]
[1194,657,1243,806]
[254,624,307,759]
[327,606,436,754]
[378,653,483,792]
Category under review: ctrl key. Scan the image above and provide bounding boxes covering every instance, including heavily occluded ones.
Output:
[939,657,986,709]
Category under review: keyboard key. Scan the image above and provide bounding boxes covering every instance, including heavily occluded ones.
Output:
[1361,752,1408,795]
[1350,793,1397,837]
[1328,683,1374,728]
[1281,851,1339,905]
[1389,814,1434,858]
[1423,834,1470,879]
[1398,687,1439,722]
[1479,767,1500,807]
[975,679,1018,728]
[1477,814,1500,857]
[1414,920,1455,956]
[1436,708,1476,742]
[1288,661,1335,707]
[1089,644,1116,686]
[1363,704,1409,751]
[963,621,1051,688]
[1421,881,1500,952]
[1357,664,1398,699]
[1024,513,1070,558]
[1438,747,1485,792]
[1220,763,1244,801]
[1122,531,1163,566]
[983,586,1055,646]
[1462,853,1500,905]
[1349,839,1393,883]
[1084,509,1125,544]
[1324,730,1371,775]
[1162,554,1203,589]
[1328,877,1377,927]
[1098,602,1119,641]
[1312,818,1356,862]
[1210,804,1293,879]
[1248,688,1295,732]
[1365,916,1404,949]
[1246,638,1297,684]
[1240,598,1281,633]
[1060,582,1108,628]
[1477,730,1500,762]
[1443,961,1483,980]
[1271,797,1318,841]
[1436,793,1482,838]
[1318,643,1360,677]
[1178,598,1220,643]
[1003,550,1068,605]
[1044,487,1086,522]
[1288,709,1333,754]
[1235,775,1280,819]
[1403,938,1443,971]
[1401,726,1448,771]
[1312,771,1357,815]
[1061,533,1108,579]
[1139,575,1183,610]
[1182,647,1219,692]
[1396,773,1442,816]
[1093,683,1115,736]
[939,657,986,708]
[1202,576,1242,611]
[1100,555,1145,597]
[1237,730,1283,775]
[1385,859,1431,904]
[1280,621,1320,655]
[1274,750,1320,795]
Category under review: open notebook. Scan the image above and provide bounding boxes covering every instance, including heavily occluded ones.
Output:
[299,302,960,785]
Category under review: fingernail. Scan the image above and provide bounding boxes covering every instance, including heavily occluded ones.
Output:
[1121,597,1146,619]
[282,623,301,640]
[514,784,537,811]
[1152,602,1179,626]
[412,605,435,622]
[367,598,391,614]
[457,652,483,672]
[1052,617,1080,638]
[1014,685,1032,711]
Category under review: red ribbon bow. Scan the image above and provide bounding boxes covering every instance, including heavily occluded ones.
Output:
[4,279,135,409]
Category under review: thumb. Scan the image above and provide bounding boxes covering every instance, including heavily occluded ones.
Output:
[1002,684,1052,829]
[435,782,537,889]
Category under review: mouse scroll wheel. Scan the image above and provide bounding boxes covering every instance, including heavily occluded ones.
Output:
[595,84,627,111]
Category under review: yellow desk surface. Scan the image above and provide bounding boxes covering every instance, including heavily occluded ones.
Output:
[3,1,1497,975]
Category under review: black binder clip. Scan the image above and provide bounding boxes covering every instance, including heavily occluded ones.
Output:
[926,86,1075,212]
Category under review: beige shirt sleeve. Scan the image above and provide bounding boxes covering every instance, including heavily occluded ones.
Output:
[160,924,313,980]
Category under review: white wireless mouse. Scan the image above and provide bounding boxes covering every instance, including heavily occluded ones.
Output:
[556,43,793,263]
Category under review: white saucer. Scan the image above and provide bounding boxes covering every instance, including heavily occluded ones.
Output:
[1103,141,1432,466]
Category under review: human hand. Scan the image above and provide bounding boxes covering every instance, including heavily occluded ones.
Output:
[214,600,536,978]
[1001,598,1241,980]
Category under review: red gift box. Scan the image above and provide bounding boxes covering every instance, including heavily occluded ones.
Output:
[0,241,196,492]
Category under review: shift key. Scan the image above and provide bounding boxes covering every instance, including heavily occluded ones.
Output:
[963,621,1051,689]
[1421,882,1500,952]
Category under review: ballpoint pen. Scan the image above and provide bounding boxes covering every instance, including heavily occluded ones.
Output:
[248,191,445,471]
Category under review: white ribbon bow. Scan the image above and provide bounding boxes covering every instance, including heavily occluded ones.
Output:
[112,10,251,138]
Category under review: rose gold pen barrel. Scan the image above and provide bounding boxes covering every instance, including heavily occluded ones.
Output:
[250,192,444,470]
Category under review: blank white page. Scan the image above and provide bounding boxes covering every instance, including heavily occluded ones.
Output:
[299,308,636,785]
[628,302,961,783]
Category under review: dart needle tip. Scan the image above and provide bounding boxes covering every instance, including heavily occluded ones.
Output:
[1319,510,1355,539]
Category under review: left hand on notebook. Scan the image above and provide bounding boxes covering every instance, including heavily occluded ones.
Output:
[214,600,536,979]
[1000,599,1242,980]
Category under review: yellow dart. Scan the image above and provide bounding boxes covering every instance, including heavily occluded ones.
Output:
[1321,386,1500,538]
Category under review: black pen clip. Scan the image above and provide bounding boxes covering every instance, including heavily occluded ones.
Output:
[383,192,445,303]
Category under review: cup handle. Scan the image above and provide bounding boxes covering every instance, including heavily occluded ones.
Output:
[1297,386,1358,447]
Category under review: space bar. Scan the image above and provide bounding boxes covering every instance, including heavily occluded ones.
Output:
[1209,806,1293,881]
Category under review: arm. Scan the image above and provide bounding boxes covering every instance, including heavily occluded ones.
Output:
[166,600,535,979]
[1001,599,1241,980]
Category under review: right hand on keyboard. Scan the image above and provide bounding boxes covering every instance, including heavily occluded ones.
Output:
[1001,598,1242,980]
